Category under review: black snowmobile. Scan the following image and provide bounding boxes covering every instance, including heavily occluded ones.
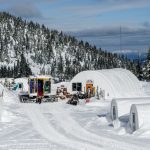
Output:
[67,94,79,105]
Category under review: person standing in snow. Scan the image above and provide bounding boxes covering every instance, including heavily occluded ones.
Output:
[87,88,91,98]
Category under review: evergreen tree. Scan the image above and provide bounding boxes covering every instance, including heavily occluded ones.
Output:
[144,48,150,81]
[0,11,141,80]
[19,53,32,77]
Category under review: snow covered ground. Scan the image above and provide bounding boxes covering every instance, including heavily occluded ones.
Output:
[0,80,150,149]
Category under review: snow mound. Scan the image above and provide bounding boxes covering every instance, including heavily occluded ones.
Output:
[1,110,16,123]
[85,100,110,107]
[112,119,121,129]
[116,127,126,135]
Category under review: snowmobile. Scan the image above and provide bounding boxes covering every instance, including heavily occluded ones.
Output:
[19,75,58,103]
[67,94,79,106]
[77,91,87,99]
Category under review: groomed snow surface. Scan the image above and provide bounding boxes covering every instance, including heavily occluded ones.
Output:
[0,79,150,149]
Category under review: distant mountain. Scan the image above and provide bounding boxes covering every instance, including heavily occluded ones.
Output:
[113,50,147,62]
[127,52,147,63]
[0,12,139,80]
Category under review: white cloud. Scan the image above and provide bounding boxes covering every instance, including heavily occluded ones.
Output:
[9,3,43,18]
[66,0,150,16]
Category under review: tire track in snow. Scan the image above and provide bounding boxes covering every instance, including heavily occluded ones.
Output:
[23,104,103,150]
[2,88,149,150]
[42,103,149,150]
[0,88,55,150]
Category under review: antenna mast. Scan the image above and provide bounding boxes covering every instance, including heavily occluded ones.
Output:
[120,26,122,52]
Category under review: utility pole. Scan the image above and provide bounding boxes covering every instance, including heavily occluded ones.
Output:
[138,50,141,63]
[137,49,142,80]
[120,26,122,52]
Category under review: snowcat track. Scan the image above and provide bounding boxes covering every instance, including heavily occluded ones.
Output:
[19,95,58,103]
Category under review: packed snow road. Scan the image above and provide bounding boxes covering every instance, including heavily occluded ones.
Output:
[0,86,149,150]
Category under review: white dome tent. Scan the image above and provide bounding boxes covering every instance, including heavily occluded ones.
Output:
[129,103,150,132]
[110,97,150,120]
[67,68,145,99]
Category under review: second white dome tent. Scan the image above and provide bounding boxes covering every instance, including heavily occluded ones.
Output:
[129,104,150,132]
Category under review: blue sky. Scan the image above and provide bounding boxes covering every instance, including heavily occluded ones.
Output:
[0,0,150,54]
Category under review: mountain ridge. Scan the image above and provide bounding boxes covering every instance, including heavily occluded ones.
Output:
[0,12,137,80]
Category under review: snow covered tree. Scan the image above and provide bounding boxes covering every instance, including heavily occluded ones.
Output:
[0,11,139,79]
[143,48,150,81]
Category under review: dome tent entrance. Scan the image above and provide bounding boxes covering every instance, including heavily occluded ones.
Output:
[68,68,145,99]
[129,104,150,132]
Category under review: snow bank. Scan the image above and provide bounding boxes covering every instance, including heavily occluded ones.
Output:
[1,110,16,122]
[86,101,107,107]
[111,97,150,120]
[68,68,145,99]
[129,103,150,132]
[0,83,4,99]
[85,99,110,107]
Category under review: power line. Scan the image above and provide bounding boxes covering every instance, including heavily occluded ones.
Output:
[75,31,150,38]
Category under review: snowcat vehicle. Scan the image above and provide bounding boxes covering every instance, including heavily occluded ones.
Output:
[19,75,57,103]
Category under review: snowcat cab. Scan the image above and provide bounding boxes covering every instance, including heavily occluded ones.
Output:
[19,75,57,103]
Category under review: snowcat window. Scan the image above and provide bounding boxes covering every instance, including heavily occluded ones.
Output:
[35,79,37,93]
[30,79,35,93]
[44,80,51,93]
